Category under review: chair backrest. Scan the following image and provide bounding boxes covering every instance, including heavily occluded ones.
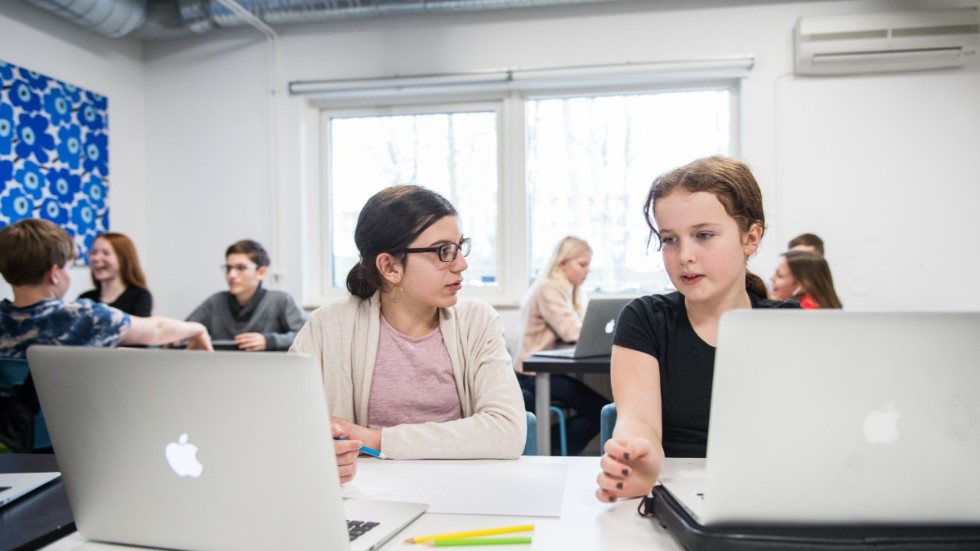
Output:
[0,357,51,452]
[599,402,617,453]
[523,411,537,456]
[0,357,30,387]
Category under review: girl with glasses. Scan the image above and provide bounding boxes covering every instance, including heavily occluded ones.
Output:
[291,185,525,484]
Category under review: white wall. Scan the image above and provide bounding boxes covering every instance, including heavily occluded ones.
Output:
[0,1,146,302]
[3,0,980,317]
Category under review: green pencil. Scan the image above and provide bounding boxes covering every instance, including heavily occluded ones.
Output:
[427,536,533,547]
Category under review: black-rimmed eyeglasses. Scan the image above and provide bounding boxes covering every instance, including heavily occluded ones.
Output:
[221,263,257,274]
[401,238,471,263]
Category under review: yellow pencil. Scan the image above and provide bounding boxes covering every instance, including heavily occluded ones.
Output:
[404,524,535,543]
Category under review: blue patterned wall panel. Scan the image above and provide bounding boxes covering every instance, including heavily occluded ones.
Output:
[0,60,109,265]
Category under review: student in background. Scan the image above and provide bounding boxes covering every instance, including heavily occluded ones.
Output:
[769,249,842,309]
[787,232,825,256]
[596,156,799,502]
[79,232,153,316]
[291,185,525,483]
[0,219,212,358]
[186,239,306,351]
[514,236,606,456]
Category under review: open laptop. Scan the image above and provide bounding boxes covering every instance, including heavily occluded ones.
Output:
[660,310,980,526]
[532,297,633,359]
[209,339,244,351]
[0,472,60,508]
[27,346,427,551]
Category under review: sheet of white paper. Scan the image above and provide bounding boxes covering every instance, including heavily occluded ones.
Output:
[341,460,568,517]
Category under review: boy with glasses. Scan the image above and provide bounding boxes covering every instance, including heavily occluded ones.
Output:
[186,239,307,351]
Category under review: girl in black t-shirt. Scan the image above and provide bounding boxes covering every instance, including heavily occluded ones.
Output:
[595,156,799,502]
[79,232,153,316]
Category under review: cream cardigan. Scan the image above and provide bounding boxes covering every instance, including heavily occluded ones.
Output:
[513,279,583,372]
[290,293,526,460]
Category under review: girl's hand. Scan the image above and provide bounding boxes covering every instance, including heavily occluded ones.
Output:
[331,416,382,451]
[595,436,662,502]
[331,421,362,484]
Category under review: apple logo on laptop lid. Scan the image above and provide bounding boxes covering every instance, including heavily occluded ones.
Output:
[862,404,900,445]
[604,319,616,334]
[165,433,204,477]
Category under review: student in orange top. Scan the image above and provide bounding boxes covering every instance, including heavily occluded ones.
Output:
[769,249,842,309]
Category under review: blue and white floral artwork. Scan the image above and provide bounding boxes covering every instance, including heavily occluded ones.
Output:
[0,59,109,264]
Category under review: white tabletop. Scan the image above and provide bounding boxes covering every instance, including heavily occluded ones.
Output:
[40,456,704,551]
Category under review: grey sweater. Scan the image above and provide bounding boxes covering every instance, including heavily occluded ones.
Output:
[186,288,307,351]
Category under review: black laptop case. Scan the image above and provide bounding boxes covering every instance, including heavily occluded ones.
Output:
[641,485,980,551]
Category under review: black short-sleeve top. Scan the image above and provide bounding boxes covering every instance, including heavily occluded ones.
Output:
[612,291,799,457]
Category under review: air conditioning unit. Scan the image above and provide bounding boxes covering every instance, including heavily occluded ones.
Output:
[795,7,980,75]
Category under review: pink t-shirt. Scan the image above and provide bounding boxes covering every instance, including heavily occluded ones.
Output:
[367,315,463,428]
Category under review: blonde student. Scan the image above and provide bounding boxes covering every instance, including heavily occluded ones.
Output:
[290,185,525,483]
[514,235,606,456]
[595,156,799,502]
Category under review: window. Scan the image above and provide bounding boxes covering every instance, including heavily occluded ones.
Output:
[525,89,732,294]
[326,106,500,290]
[306,73,740,306]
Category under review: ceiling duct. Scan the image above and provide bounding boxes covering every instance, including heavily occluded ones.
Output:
[21,0,634,39]
[23,0,148,38]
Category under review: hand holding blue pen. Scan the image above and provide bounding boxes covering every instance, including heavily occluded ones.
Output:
[333,436,391,460]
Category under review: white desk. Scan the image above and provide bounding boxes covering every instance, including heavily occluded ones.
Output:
[40,457,704,551]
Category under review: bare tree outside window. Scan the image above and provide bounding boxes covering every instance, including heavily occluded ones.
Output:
[329,111,499,288]
[525,89,732,294]
[320,87,734,303]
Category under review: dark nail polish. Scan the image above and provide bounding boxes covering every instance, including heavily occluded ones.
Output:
[608,495,616,503]
[623,452,631,461]
[616,482,623,490]
[622,468,629,476]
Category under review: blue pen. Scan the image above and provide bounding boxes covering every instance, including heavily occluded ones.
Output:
[333,437,391,460]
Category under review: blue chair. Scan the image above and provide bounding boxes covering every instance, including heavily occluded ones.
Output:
[0,357,51,452]
[520,389,568,456]
[523,411,537,455]
[548,406,568,457]
[599,403,617,453]
[522,409,568,457]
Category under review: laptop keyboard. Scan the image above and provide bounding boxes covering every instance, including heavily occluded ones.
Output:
[347,519,379,541]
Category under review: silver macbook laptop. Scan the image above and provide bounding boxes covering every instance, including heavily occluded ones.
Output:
[0,472,60,508]
[27,346,427,551]
[533,297,633,359]
[660,310,980,526]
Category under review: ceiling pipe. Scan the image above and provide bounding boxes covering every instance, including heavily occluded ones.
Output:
[23,0,147,38]
[21,0,634,39]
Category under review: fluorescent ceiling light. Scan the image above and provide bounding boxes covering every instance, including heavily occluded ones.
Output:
[288,56,754,97]
[289,71,512,96]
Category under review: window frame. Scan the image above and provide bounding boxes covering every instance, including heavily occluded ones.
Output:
[301,79,742,307]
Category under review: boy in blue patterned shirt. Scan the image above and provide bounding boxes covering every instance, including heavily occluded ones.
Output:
[0,219,212,358]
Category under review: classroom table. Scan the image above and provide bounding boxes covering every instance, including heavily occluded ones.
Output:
[39,456,702,551]
[522,354,612,456]
[0,454,74,551]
